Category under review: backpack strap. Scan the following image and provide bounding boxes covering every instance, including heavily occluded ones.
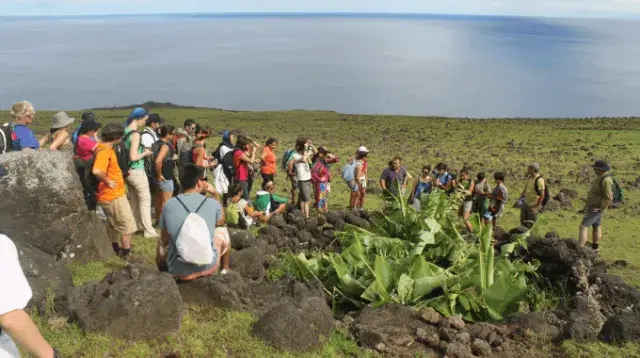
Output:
[176,196,208,215]
[195,197,208,214]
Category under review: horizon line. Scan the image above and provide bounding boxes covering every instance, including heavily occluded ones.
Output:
[0,11,636,21]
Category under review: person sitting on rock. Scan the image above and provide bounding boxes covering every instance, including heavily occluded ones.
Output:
[156,164,231,279]
[254,181,287,220]
[92,123,137,260]
[0,234,58,358]
[225,183,265,229]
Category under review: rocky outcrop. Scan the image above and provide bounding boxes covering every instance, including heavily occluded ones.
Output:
[253,297,334,352]
[15,241,73,315]
[0,151,112,260]
[68,264,183,340]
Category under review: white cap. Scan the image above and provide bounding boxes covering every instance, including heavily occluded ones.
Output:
[357,146,369,153]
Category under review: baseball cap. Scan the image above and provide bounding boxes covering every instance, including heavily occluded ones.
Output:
[146,113,164,126]
[357,146,369,153]
[81,112,95,122]
[128,107,149,120]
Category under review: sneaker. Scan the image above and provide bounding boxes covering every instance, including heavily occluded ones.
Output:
[220,269,230,275]
[144,232,159,239]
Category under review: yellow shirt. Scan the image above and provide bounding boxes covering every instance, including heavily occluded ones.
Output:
[523,175,545,206]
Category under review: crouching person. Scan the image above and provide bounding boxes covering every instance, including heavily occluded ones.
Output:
[156,164,231,280]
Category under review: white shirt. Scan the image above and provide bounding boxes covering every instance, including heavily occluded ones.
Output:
[219,145,231,159]
[140,127,158,148]
[0,235,32,358]
[293,153,311,181]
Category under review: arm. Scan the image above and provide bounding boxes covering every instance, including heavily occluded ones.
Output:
[38,135,48,148]
[379,178,387,190]
[600,178,614,212]
[49,131,69,150]
[287,158,295,177]
[129,133,151,162]
[0,309,54,358]
[468,181,476,196]
[194,147,206,167]
[204,182,221,203]
[533,178,545,207]
[156,228,170,269]
[92,151,116,188]
[155,145,169,180]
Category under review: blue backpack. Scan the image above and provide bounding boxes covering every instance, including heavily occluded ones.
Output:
[71,125,81,146]
[341,161,359,183]
[281,149,295,173]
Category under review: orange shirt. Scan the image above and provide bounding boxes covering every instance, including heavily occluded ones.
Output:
[94,143,126,202]
[261,146,277,175]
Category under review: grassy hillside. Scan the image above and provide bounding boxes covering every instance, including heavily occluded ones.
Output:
[7,107,640,357]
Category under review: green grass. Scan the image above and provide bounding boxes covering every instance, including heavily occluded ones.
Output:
[8,107,640,356]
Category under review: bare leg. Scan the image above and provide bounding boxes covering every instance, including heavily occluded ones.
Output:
[578,226,589,247]
[157,191,172,221]
[593,226,602,245]
[121,234,132,250]
[463,211,473,232]
[221,250,231,270]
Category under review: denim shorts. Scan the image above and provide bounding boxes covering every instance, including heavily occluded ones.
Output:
[581,211,602,228]
[156,179,174,193]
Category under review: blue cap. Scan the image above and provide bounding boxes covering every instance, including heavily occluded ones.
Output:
[128,107,149,120]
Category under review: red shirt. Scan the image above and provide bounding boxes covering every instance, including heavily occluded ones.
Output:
[233,150,249,181]
[76,135,97,162]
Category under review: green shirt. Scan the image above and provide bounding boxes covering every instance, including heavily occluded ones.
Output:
[124,128,144,170]
[585,175,614,212]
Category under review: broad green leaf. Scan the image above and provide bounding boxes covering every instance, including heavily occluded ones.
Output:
[397,274,414,304]
[375,255,394,291]
[411,256,447,300]
[483,275,528,319]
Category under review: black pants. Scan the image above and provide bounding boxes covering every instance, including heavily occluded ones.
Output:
[76,166,97,211]
[261,173,274,187]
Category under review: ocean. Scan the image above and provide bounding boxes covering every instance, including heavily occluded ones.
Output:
[1,13,639,118]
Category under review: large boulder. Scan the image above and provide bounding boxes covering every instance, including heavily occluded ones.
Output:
[589,272,640,316]
[253,297,334,352]
[68,264,183,340]
[598,311,640,343]
[230,247,266,279]
[229,230,256,250]
[0,151,112,260]
[15,241,73,315]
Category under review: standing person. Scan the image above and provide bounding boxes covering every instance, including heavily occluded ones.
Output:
[289,138,313,218]
[71,111,98,144]
[0,234,58,358]
[9,101,39,151]
[578,160,614,252]
[456,167,475,232]
[233,136,259,200]
[311,147,338,214]
[153,124,176,225]
[409,165,434,211]
[74,120,102,211]
[484,172,508,228]
[39,111,75,151]
[260,137,278,186]
[92,123,137,259]
[349,147,369,210]
[519,163,546,228]
[213,130,236,205]
[379,156,412,198]
[192,126,216,170]
[472,172,492,219]
[156,164,231,280]
[140,113,163,149]
[435,162,453,192]
[124,107,156,239]
[176,119,197,168]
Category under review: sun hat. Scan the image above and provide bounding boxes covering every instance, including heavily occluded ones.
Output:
[357,146,369,153]
[51,111,75,129]
[128,107,149,120]
[592,160,611,171]
[529,162,540,172]
[81,112,95,122]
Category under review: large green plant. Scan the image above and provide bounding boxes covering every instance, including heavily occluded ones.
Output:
[282,189,539,322]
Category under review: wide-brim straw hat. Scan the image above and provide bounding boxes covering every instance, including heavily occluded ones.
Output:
[51,111,75,129]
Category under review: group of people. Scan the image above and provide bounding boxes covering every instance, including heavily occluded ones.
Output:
[0,100,619,357]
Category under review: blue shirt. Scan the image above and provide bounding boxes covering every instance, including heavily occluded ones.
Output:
[160,193,222,277]
[437,172,451,186]
[12,124,39,150]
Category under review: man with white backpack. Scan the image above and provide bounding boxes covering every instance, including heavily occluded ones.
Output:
[156,164,231,281]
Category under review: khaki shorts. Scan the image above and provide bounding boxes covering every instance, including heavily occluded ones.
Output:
[213,227,230,257]
[99,195,137,239]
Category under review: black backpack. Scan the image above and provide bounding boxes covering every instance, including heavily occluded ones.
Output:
[221,149,237,182]
[114,130,137,179]
[535,177,551,206]
[0,123,15,154]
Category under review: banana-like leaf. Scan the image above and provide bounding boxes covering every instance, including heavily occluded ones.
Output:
[483,274,529,319]
[360,255,393,303]
[411,256,447,300]
[397,273,414,304]
[478,224,494,293]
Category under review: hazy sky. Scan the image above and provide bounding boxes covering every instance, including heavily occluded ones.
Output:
[2,0,640,18]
